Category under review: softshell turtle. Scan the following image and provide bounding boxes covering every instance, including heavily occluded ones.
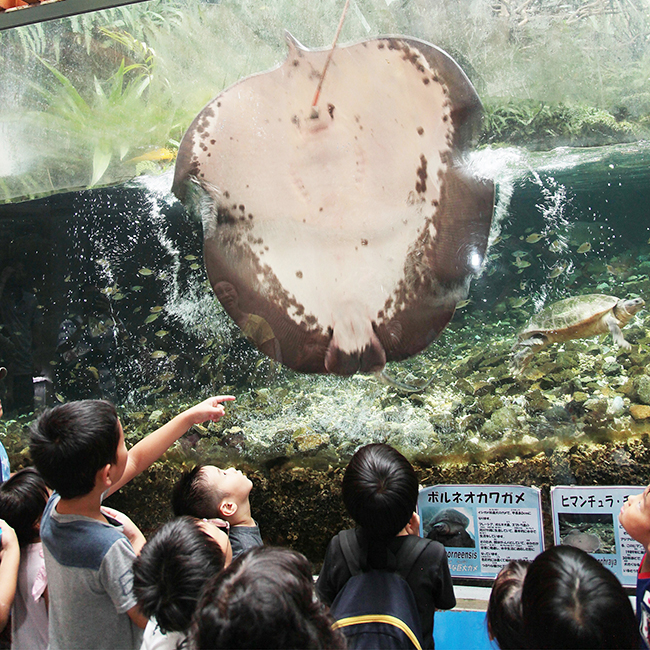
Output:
[426,508,475,548]
[512,294,645,371]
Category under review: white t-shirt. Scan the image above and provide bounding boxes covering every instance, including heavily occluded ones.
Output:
[141,619,186,650]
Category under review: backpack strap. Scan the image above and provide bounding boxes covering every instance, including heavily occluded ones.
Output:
[339,529,363,576]
[394,536,428,581]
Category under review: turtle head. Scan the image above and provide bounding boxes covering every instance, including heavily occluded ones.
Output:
[618,297,645,318]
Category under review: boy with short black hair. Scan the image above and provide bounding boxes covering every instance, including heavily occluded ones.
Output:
[172,462,261,558]
[29,395,234,650]
[132,516,230,649]
[316,443,456,649]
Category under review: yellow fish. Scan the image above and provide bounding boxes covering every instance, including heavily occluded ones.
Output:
[513,259,531,269]
[576,242,591,254]
[151,350,167,359]
[456,299,472,309]
[184,255,198,261]
[138,268,154,276]
[549,263,566,278]
[144,313,160,324]
[190,263,201,270]
[155,330,169,338]
[128,148,176,163]
[526,233,544,244]
[150,306,163,313]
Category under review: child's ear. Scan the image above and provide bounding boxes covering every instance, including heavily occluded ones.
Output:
[97,464,112,488]
[219,500,238,518]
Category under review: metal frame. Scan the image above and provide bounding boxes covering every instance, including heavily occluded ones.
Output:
[0,0,149,30]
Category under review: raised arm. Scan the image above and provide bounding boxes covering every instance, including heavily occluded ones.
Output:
[0,519,20,633]
[108,395,235,496]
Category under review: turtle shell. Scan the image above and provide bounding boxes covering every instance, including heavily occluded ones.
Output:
[432,508,469,528]
[520,294,618,339]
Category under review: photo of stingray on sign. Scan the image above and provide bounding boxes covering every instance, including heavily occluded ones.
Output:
[172,31,494,376]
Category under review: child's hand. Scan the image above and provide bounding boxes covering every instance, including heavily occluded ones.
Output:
[100,506,146,554]
[0,519,18,557]
[187,395,236,425]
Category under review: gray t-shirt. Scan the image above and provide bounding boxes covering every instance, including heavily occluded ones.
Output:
[40,495,143,650]
[229,522,263,559]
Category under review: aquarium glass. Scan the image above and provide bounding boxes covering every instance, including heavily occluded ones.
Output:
[0,0,649,479]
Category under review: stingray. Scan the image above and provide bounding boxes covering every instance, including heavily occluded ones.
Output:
[172,34,494,375]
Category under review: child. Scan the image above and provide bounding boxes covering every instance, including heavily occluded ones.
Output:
[316,443,456,649]
[0,518,19,634]
[172,463,261,558]
[522,545,637,649]
[485,560,528,650]
[0,370,11,482]
[620,485,650,648]
[191,546,345,650]
[0,467,50,650]
[132,516,230,650]
[29,395,234,650]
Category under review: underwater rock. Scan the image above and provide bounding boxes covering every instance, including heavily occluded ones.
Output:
[527,389,551,413]
[572,391,589,404]
[292,430,330,455]
[630,404,650,421]
[635,375,650,405]
[602,360,623,376]
[481,406,521,440]
[477,394,503,416]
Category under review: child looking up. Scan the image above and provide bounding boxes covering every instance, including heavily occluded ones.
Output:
[486,560,528,650]
[0,467,50,650]
[620,485,650,648]
[29,395,234,650]
[316,443,455,649]
[172,463,261,558]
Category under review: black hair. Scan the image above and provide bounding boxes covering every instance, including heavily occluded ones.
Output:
[132,516,225,635]
[172,464,222,519]
[522,545,639,649]
[0,467,49,547]
[486,560,529,650]
[342,443,418,539]
[190,546,346,650]
[29,400,120,499]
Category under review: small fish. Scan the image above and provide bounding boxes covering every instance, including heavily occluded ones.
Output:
[201,354,212,367]
[150,306,163,313]
[456,299,472,309]
[158,372,175,382]
[492,235,502,245]
[512,250,528,258]
[88,366,99,380]
[576,242,592,254]
[549,240,564,253]
[184,254,198,261]
[134,306,142,313]
[131,285,143,292]
[513,259,531,269]
[139,336,148,345]
[169,354,179,362]
[255,358,266,369]
[549,263,566,278]
[64,275,71,283]
[138,268,154,276]
[155,330,169,338]
[144,313,160,324]
[190,263,201,270]
[128,147,176,163]
[55,393,65,403]
[510,297,529,308]
[150,350,167,359]
[113,293,125,300]
[526,233,544,243]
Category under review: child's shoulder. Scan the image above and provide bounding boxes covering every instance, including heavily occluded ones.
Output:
[41,496,132,571]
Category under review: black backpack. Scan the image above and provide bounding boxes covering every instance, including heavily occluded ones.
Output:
[329,530,427,650]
